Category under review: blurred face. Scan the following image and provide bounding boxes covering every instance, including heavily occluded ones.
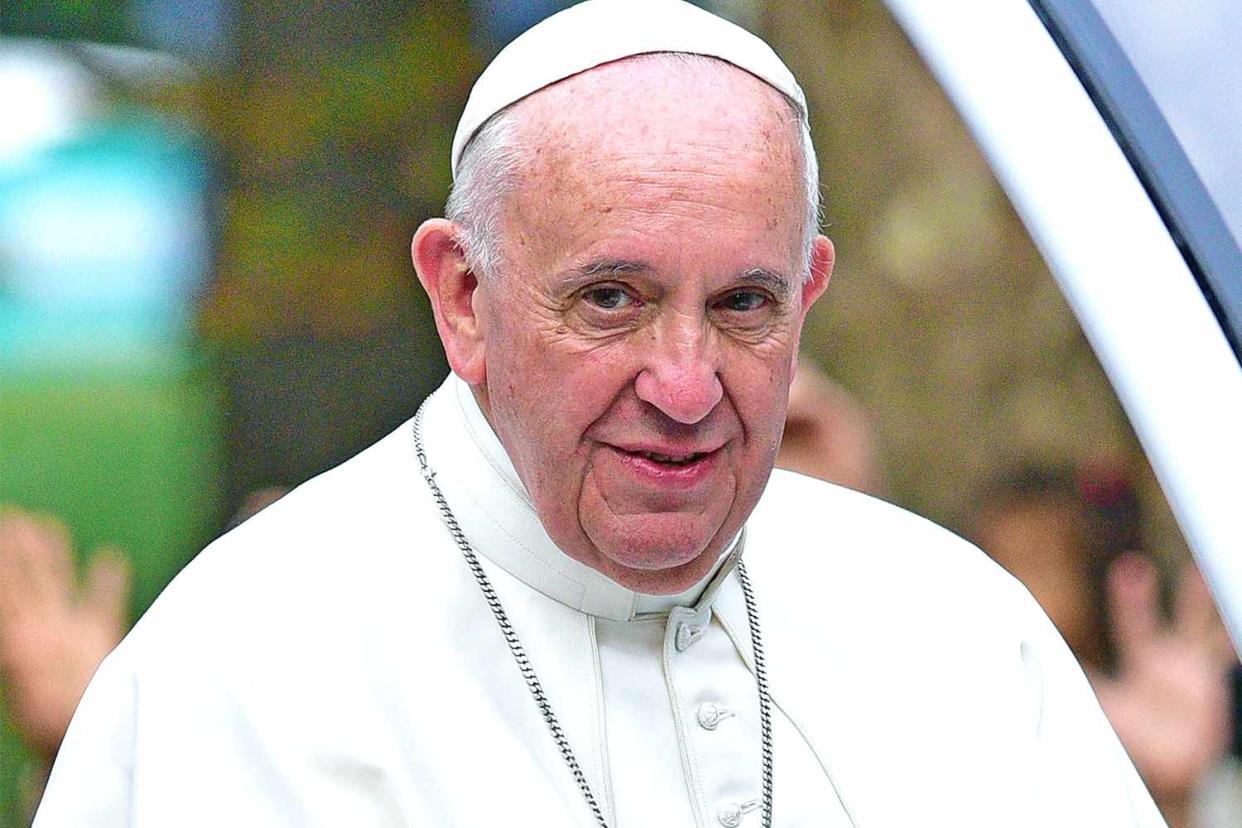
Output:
[976,502,1093,656]
[469,59,831,593]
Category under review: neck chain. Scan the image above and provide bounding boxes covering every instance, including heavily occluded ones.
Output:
[413,404,773,828]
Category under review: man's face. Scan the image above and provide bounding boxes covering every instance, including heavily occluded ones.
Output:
[472,59,829,593]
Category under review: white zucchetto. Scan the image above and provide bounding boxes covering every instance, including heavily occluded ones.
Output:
[450,0,807,178]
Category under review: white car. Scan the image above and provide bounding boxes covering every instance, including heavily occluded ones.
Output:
[883,0,1242,648]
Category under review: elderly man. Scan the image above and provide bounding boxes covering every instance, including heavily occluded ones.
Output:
[36,1,1164,826]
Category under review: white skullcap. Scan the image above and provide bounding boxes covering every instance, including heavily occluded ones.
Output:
[450,0,806,179]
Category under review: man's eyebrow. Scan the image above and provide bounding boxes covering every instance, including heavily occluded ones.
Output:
[578,258,651,279]
[558,260,793,295]
[555,258,652,290]
[740,267,793,297]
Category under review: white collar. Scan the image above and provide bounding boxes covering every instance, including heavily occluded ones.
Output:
[415,374,739,622]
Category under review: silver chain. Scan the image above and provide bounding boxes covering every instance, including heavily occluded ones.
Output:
[413,403,773,827]
[736,558,774,827]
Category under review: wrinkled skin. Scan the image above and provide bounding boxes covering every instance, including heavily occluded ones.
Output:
[414,58,833,593]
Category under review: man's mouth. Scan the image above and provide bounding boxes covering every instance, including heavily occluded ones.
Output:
[604,444,722,488]
[635,450,709,467]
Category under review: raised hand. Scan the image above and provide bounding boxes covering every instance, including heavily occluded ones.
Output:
[0,510,131,760]
[1091,553,1236,824]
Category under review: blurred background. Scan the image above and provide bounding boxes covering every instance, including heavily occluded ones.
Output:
[0,0,1222,825]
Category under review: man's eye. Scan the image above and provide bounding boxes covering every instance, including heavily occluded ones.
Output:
[718,291,768,312]
[583,286,634,310]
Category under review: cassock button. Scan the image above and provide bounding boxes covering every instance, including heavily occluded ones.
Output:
[717,799,759,827]
[674,622,706,651]
[696,701,734,730]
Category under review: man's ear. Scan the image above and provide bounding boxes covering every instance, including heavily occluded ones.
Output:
[800,234,835,314]
[412,219,487,384]
[790,235,835,377]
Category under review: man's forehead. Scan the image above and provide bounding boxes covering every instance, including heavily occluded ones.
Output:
[511,56,798,159]
[451,0,805,178]
[494,59,808,282]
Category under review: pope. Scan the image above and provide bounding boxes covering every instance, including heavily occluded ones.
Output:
[35,1,1166,825]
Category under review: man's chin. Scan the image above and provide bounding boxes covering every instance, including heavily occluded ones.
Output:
[587,517,730,594]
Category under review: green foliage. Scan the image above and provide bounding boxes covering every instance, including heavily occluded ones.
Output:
[198,0,480,345]
[0,0,133,44]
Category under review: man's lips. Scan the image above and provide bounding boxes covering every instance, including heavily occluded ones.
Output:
[609,439,725,461]
[602,442,723,487]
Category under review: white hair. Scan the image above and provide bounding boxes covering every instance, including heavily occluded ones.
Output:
[446,53,821,282]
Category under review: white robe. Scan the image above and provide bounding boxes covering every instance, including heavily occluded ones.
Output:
[36,375,1165,827]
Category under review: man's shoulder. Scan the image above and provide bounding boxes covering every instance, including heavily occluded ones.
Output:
[750,469,1032,615]
[753,468,985,563]
[744,469,1052,714]
[204,417,423,571]
[121,418,440,655]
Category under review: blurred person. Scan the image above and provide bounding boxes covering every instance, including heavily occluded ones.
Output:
[776,359,885,496]
[972,466,1107,667]
[225,486,294,531]
[37,2,1162,825]
[971,463,1237,828]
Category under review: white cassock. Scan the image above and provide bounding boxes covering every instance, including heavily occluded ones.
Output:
[36,375,1164,827]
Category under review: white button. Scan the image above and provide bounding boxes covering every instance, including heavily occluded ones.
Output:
[716,804,743,827]
[717,799,759,827]
[675,622,706,651]
[696,701,734,730]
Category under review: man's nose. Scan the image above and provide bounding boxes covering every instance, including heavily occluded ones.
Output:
[634,325,724,425]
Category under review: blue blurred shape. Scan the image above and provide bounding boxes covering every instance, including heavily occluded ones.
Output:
[0,117,210,364]
[471,0,568,52]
